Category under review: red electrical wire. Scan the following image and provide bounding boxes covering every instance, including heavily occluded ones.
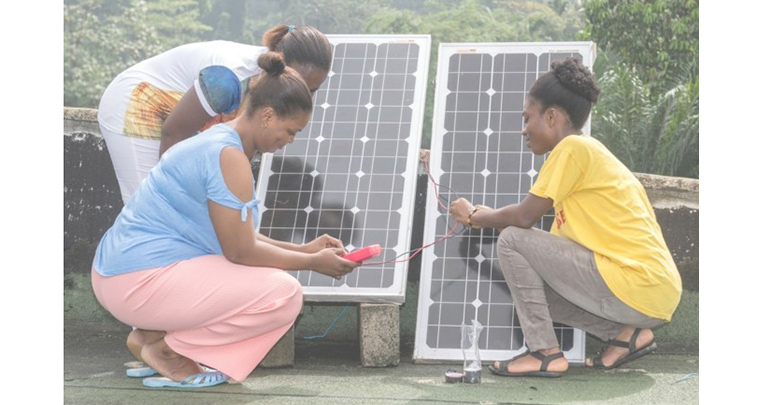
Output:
[425,157,448,210]
[364,152,458,265]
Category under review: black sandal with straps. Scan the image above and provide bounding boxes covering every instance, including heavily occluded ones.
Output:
[589,328,658,370]
[488,350,565,378]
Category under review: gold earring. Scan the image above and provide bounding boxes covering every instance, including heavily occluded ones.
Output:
[262,122,268,128]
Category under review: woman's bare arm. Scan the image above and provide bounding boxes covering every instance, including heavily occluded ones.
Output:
[208,147,357,278]
[450,194,553,230]
[159,87,212,156]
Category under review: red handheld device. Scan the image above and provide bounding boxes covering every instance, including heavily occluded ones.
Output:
[343,244,382,262]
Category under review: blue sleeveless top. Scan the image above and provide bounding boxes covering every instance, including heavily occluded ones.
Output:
[94,124,260,277]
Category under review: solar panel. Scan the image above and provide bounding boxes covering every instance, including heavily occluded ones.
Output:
[255,35,431,303]
[414,42,596,363]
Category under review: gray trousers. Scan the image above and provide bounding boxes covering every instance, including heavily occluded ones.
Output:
[496,226,664,352]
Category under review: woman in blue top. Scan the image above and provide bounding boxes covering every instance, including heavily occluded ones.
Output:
[91,51,360,388]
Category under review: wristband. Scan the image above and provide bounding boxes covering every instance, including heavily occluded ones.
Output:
[467,206,480,228]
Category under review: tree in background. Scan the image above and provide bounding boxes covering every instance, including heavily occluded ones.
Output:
[239,0,389,40]
[63,0,583,111]
[198,0,247,43]
[581,0,699,178]
[64,0,164,108]
[495,0,585,42]
[591,52,699,178]
[144,0,211,50]
[63,0,698,178]
[583,0,699,92]
[64,0,210,108]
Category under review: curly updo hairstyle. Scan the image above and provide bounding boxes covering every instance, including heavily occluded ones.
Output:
[245,51,313,119]
[262,24,333,76]
[528,58,600,130]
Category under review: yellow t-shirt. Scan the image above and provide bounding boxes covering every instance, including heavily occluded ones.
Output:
[529,135,682,321]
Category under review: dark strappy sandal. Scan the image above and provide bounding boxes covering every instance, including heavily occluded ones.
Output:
[488,350,565,378]
[589,328,657,370]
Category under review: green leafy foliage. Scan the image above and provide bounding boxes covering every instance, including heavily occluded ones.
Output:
[592,53,699,178]
[583,0,699,178]
[63,0,210,108]
[64,0,165,108]
[199,0,248,43]
[580,0,699,94]
[63,0,698,178]
[241,0,390,37]
[144,0,212,49]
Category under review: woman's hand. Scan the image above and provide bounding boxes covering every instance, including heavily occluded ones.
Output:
[300,234,345,254]
[449,197,475,226]
[450,199,494,228]
[310,248,359,280]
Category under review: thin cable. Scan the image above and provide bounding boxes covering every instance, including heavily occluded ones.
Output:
[302,304,350,340]
[366,221,460,265]
[425,158,448,210]
[364,153,464,265]
[673,373,699,384]
[385,211,466,263]
[423,154,463,217]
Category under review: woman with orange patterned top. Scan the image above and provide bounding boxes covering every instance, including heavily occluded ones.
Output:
[97,24,332,203]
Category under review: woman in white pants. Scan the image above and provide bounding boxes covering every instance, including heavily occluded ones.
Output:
[97,24,332,203]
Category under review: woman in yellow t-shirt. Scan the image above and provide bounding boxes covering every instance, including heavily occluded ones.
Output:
[449,58,681,378]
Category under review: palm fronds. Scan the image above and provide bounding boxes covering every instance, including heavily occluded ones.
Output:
[592,57,699,178]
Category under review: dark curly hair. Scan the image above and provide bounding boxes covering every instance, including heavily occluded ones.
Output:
[528,58,600,130]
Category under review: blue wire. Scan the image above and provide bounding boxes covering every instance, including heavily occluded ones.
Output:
[303,304,351,340]
[674,373,699,383]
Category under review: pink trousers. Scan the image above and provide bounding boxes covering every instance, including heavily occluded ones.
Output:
[91,255,303,381]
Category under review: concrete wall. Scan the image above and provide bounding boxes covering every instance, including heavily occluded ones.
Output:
[634,172,699,292]
[64,108,122,246]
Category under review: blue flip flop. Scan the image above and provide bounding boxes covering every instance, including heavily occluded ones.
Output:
[126,366,157,378]
[127,364,212,378]
[142,371,229,388]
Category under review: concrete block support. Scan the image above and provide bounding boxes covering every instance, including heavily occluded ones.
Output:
[259,325,295,368]
[358,303,400,367]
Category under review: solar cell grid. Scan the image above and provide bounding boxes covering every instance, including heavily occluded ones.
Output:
[415,42,595,362]
[255,36,431,302]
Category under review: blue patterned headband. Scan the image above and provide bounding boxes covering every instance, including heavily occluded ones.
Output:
[288,24,296,32]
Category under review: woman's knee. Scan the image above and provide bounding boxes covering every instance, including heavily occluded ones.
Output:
[497,226,528,252]
[269,271,304,317]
